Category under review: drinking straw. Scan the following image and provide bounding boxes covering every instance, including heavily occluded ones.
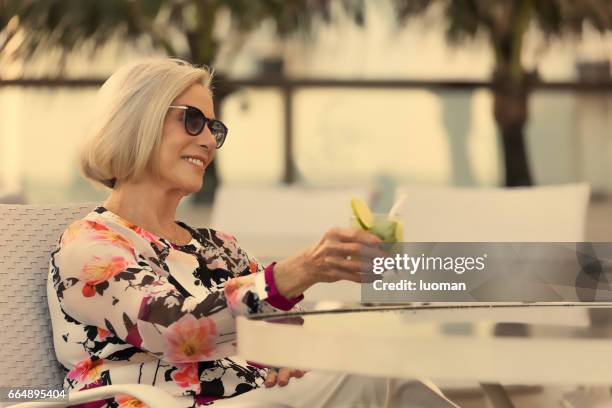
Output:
[388,193,407,218]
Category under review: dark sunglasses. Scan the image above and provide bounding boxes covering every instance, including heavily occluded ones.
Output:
[168,105,228,149]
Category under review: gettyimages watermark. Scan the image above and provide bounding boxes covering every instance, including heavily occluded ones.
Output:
[361,242,612,302]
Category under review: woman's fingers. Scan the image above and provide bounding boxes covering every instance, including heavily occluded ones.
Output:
[330,227,382,245]
[319,265,364,283]
[325,241,362,257]
[287,227,385,290]
[291,369,305,378]
[277,368,291,386]
[324,241,387,260]
[265,368,306,387]
[264,369,277,387]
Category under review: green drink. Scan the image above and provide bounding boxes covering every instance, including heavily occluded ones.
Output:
[350,198,404,243]
[350,213,403,243]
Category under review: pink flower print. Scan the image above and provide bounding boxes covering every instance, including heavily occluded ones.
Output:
[85,220,111,232]
[71,378,107,408]
[80,255,127,297]
[61,221,89,245]
[171,362,201,392]
[207,258,228,271]
[116,395,149,408]
[67,358,103,382]
[132,226,164,248]
[163,314,217,363]
[224,278,250,305]
[112,216,138,230]
[216,231,237,242]
[108,233,137,256]
[125,318,143,348]
[85,221,136,257]
[97,327,110,340]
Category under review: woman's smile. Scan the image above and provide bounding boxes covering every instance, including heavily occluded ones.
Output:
[180,155,206,170]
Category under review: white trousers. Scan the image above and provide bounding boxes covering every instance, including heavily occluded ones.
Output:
[207,372,460,408]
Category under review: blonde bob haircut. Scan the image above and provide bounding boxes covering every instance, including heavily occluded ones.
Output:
[80,58,213,189]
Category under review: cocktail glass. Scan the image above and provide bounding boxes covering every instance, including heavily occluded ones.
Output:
[350,213,403,243]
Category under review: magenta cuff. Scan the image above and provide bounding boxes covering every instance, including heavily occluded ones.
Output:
[264,262,304,311]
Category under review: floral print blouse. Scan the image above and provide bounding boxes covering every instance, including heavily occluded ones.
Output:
[47,206,296,407]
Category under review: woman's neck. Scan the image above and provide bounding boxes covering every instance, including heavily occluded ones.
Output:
[103,179,185,241]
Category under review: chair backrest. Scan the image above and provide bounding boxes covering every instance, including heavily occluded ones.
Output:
[0,189,26,204]
[211,185,370,262]
[0,203,96,389]
[395,183,590,241]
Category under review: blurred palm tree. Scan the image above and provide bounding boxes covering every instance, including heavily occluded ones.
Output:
[3,1,610,191]
[0,0,360,202]
[393,0,612,186]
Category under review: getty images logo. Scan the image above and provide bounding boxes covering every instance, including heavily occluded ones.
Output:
[372,253,488,275]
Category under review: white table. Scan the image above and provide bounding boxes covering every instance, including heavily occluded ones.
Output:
[237,303,612,385]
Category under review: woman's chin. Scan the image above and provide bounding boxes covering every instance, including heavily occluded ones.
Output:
[187,179,204,194]
[166,173,204,195]
[171,179,202,195]
[185,183,203,194]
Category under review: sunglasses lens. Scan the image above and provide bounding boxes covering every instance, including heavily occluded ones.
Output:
[208,120,228,148]
[184,108,205,135]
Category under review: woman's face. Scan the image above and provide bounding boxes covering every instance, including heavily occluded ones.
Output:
[155,83,217,194]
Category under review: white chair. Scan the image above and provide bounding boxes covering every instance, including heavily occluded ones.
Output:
[211,185,372,260]
[396,183,590,241]
[211,185,371,305]
[393,183,591,407]
[0,203,290,408]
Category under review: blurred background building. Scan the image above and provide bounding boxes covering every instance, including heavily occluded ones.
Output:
[0,0,611,235]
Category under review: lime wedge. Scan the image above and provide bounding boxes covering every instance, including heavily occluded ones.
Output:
[350,198,373,230]
[394,221,404,242]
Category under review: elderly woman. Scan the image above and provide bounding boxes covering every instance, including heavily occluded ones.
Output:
[47,58,458,407]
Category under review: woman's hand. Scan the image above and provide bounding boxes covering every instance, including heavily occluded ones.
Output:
[273,228,383,299]
[264,367,307,387]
